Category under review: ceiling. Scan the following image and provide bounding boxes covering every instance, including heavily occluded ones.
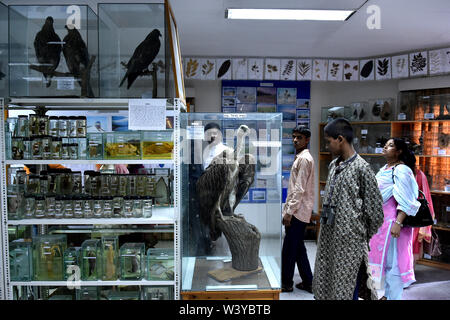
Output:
[3,0,450,58]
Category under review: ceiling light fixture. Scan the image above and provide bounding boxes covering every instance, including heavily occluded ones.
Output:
[225,8,355,21]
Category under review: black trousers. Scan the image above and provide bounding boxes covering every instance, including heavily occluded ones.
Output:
[281,216,313,288]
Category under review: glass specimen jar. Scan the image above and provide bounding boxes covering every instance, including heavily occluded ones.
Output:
[39,176,48,195]
[119,243,145,280]
[38,115,49,136]
[83,196,94,218]
[28,114,39,137]
[80,239,102,281]
[72,171,82,195]
[68,116,78,138]
[46,195,56,218]
[112,196,123,218]
[23,137,32,160]
[109,175,119,197]
[146,248,174,280]
[61,143,70,160]
[136,175,147,196]
[51,137,62,159]
[87,133,103,160]
[9,240,33,281]
[142,196,153,218]
[123,196,134,218]
[59,169,73,195]
[76,116,87,137]
[102,196,113,218]
[54,196,64,218]
[31,136,43,159]
[49,116,59,137]
[63,196,74,218]
[41,135,52,159]
[132,196,143,218]
[73,196,84,218]
[34,195,46,218]
[118,174,128,196]
[93,196,103,218]
[101,236,119,281]
[17,115,29,137]
[69,143,79,160]
[26,174,40,194]
[23,195,35,219]
[33,234,67,281]
[77,138,87,159]
[58,116,69,137]
[11,137,24,160]
[63,247,81,281]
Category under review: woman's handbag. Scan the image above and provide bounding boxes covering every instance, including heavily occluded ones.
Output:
[392,165,434,227]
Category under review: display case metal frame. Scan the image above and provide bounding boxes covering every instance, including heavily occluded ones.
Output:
[0,97,184,300]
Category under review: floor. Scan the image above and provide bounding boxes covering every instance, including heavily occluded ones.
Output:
[280,240,450,300]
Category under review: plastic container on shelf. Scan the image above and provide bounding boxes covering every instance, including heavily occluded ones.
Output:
[119,243,145,280]
[32,234,67,281]
[146,248,174,281]
[141,131,174,160]
[80,239,102,281]
[104,132,141,159]
[9,240,33,281]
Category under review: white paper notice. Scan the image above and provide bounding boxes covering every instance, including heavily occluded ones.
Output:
[129,99,166,130]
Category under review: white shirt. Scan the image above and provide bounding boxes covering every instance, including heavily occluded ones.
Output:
[203,142,230,169]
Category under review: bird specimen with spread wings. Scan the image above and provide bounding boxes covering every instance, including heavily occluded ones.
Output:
[34,16,62,87]
[196,125,256,241]
[62,25,94,97]
[119,29,162,90]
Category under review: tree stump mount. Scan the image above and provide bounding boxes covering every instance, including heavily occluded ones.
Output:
[216,214,261,271]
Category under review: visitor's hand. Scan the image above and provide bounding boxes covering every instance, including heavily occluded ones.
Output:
[390,223,401,238]
[283,214,292,227]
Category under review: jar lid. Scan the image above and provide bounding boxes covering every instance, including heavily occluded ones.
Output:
[18,115,28,118]
[39,176,48,180]
[59,116,68,119]
[35,195,45,200]
[49,116,58,120]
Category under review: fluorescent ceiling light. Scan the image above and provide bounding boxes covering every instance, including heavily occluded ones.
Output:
[226,9,355,21]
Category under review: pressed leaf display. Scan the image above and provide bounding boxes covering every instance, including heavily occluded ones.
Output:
[185,58,199,78]
[217,59,231,78]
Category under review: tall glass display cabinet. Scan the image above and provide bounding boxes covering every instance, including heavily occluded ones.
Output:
[0,98,184,300]
[98,2,173,99]
[0,2,8,100]
[8,5,98,98]
[180,112,282,300]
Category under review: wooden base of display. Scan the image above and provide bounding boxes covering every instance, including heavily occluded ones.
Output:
[181,289,280,300]
[207,266,263,282]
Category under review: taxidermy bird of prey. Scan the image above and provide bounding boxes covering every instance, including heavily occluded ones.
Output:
[196,125,256,241]
[33,16,62,87]
[62,25,93,97]
[119,29,162,90]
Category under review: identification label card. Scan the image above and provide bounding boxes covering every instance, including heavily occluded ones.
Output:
[187,125,204,140]
[57,78,75,90]
[129,99,166,130]
[375,148,383,154]
[361,129,368,135]
[424,113,435,119]
[438,149,446,155]
[398,113,407,120]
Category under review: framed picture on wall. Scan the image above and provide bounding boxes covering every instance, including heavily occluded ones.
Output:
[166,0,186,105]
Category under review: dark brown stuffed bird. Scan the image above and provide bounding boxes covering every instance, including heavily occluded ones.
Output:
[62,25,94,97]
[34,16,62,87]
[119,29,162,90]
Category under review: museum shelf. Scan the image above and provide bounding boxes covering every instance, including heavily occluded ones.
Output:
[0,97,184,300]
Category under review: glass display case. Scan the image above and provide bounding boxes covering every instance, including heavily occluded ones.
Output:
[397,92,450,121]
[147,248,174,280]
[119,243,145,280]
[367,98,395,121]
[32,234,67,280]
[104,132,141,159]
[9,240,33,281]
[0,1,8,98]
[80,239,101,280]
[98,3,171,98]
[180,112,282,294]
[141,130,174,159]
[8,5,98,97]
[321,106,352,122]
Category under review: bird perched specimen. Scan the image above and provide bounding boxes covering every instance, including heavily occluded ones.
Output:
[33,16,62,87]
[196,125,256,241]
[119,29,162,90]
[62,24,94,97]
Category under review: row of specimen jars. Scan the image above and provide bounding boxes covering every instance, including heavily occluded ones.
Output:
[10,235,174,282]
[7,193,154,220]
[7,115,87,138]
[9,135,88,160]
[11,170,157,197]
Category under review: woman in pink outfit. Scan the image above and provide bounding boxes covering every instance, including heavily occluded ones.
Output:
[368,138,421,300]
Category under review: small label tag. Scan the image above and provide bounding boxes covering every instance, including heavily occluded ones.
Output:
[398,113,407,120]
[375,148,383,154]
[320,190,325,196]
[446,206,450,212]
[445,185,450,192]
[438,149,446,155]
[57,78,75,90]
[224,113,247,119]
[424,113,435,119]
[361,129,368,135]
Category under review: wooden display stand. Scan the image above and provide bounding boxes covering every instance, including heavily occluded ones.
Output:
[208,266,263,282]
[181,289,280,300]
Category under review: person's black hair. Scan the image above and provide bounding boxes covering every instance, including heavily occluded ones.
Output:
[323,118,354,144]
[204,122,220,132]
[391,137,416,173]
[293,125,311,138]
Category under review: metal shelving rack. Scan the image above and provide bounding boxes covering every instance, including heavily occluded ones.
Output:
[0,97,184,300]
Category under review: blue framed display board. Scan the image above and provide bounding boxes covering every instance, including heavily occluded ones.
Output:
[221,80,311,202]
